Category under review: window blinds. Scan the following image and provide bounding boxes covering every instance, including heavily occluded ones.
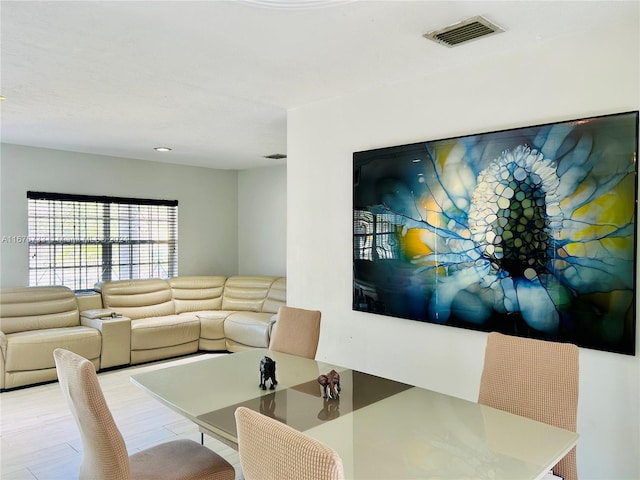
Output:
[27,191,178,290]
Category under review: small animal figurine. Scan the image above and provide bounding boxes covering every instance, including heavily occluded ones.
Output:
[317,397,340,421]
[259,356,277,390]
[317,369,341,399]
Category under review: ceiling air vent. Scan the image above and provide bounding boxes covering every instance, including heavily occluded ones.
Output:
[423,16,504,47]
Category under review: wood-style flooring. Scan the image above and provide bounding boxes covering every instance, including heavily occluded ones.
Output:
[0,353,242,480]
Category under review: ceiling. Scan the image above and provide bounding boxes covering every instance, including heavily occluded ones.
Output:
[1,1,636,170]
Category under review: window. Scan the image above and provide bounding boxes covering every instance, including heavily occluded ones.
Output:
[28,191,178,290]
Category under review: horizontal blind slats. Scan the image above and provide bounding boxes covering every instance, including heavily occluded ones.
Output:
[27,192,178,290]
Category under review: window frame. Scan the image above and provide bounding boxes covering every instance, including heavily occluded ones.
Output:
[27,191,178,291]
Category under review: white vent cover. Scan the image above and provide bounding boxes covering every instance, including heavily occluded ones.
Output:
[423,16,504,47]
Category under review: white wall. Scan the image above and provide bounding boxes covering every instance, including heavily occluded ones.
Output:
[287,20,639,480]
[0,144,240,287]
[238,164,286,276]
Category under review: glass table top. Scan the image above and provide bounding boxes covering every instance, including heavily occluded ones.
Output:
[197,370,413,440]
[131,349,578,480]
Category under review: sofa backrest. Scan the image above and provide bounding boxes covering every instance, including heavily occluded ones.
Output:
[222,276,284,313]
[100,279,174,320]
[169,276,226,314]
[0,286,80,334]
[263,277,287,314]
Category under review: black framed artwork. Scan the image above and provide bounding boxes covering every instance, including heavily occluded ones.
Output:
[353,111,638,355]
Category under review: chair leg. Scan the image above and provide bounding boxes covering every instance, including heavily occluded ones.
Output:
[200,431,204,445]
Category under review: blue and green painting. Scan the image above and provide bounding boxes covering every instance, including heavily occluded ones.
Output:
[353,111,638,355]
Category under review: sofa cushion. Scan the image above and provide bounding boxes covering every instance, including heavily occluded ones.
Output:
[263,277,287,314]
[223,312,274,348]
[195,311,229,340]
[0,286,80,334]
[4,327,101,371]
[131,314,200,350]
[221,276,280,312]
[101,279,175,320]
[170,276,226,314]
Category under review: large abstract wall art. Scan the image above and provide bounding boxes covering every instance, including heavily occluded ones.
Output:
[353,111,638,355]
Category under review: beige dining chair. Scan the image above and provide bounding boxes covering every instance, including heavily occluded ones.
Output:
[269,305,321,359]
[234,406,344,480]
[478,332,579,480]
[53,348,235,480]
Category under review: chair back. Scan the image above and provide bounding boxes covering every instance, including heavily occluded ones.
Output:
[53,348,130,479]
[235,406,344,480]
[269,305,321,359]
[478,332,579,480]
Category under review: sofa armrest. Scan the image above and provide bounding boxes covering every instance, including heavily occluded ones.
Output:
[268,313,278,337]
[81,308,121,319]
[81,314,131,369]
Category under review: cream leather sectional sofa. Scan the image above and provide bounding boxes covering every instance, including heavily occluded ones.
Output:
[0,275,286,390]
[0,286,103,390]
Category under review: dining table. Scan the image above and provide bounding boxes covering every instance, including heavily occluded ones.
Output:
[130,348,578,480]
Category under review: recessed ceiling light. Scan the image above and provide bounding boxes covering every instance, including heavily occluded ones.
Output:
[0,95,6,102]
[154,147,172,152]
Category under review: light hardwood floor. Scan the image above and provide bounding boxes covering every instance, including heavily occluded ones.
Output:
[0,353,242,480]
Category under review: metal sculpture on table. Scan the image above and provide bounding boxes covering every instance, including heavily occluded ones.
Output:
[259,356,277,390]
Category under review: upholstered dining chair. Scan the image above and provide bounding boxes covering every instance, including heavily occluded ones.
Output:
[478,332,579,480]
[53,348,235,480]
[234,406,344,480]
[269,305,321,359]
